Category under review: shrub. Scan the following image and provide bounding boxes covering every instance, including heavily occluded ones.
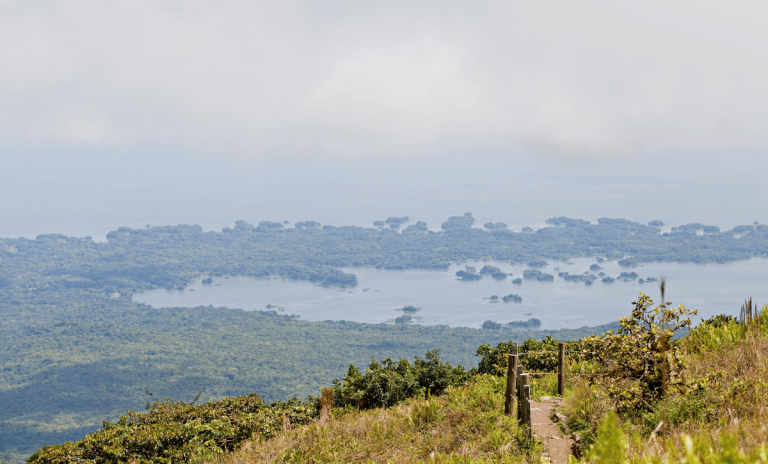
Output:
[584,293,697,411]
[331,350,468,410]
[27,394,314,464]
[473,336,594,376]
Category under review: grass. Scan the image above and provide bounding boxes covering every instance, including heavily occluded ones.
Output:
[562,305,768,463]
[211,375,538,464]
[28,299,768,463]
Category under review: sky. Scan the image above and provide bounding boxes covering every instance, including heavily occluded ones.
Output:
[1,0,767,237]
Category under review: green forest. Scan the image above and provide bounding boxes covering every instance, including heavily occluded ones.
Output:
[1,214,767,461]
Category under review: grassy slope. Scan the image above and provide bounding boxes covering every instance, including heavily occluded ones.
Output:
[0,300,615,463]
[562,308,768,462]
[214,307,768,463]
[18,302,768,463]
[213,375,537,464]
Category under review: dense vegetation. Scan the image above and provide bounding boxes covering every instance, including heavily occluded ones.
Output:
[0,302,611,463]
[217,375,537,463]
[3,213,768,461]
[28,395,315,464]
[28,295,768,463]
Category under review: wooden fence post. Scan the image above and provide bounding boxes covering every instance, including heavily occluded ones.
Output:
[504,353,518,415]
[558,342,565,397]
[504,343,519,415]
[520,374,531,437]
[516,366,524,421]
[523,384,531,436]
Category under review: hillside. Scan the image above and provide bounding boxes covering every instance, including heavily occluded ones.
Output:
[25,295,768,463]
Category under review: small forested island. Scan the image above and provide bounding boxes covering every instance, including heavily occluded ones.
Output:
[527,260,548,267]
[455,269,482,280]
[482,318,541,329]
[384,216,410,229]
[397,305,421,313]
[502,294,522,303]
[523,269,554,281]
[617,271,639,281]
[393,314,420,324]
[558,271,598,284]
[479,265,508,279]
[479,265,501,274]
[511,277,523,284]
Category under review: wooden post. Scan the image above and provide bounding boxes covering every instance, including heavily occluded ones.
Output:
[516,366,524,421]
[520,374,531,437]
[504,343,518,416]
[558,342,565,397]
[504,353,518,415]
[522,384,531,436]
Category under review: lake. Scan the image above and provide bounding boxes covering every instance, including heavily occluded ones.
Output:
[134,258,768,330]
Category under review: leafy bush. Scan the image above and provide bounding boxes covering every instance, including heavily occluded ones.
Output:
[331,350,468,410]
[584,293,697,411]
[27,394,314,464]
[473,336,586,375]
[685,314,742,355]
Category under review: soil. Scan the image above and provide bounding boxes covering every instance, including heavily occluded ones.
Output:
[530,397,572,464]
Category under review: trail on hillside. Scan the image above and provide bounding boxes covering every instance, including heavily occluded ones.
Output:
[530,397,572,464]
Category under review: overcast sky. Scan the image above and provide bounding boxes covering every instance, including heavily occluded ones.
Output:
[2,0,768,161]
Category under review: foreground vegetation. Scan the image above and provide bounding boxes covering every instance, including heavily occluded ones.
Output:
[27,294,768,463]
[214,376,535,464]
[0,306,612,463]
[561,300,768,463]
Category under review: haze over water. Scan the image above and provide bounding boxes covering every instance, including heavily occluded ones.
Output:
[1,148,766,242]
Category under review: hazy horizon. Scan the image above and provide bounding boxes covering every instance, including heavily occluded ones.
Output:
[2,1,767,238]
[1,146,766,241]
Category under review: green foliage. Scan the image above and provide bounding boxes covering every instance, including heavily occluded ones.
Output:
[586,293,697,411]
[585,411,628,464]
[27,395,314,464]
[331,350,469,410]
[644,433,768,464]
[562,379,611,450]
[220,375,536,463]
[702,313,738,328]
[0,300,611,462]
[472,335,604,376]
[685,315,742,355]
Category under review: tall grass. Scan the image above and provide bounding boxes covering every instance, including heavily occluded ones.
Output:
[212,376,538,464]
[569,303,768,462]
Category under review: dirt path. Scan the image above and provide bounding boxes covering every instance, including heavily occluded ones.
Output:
[529,397,571,464]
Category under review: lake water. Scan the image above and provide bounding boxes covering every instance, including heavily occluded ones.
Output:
[134,258,768,330]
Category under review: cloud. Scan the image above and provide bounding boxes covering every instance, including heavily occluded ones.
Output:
[1,0,767,159]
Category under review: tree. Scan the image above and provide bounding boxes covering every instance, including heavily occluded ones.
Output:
[585,293,696,411]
